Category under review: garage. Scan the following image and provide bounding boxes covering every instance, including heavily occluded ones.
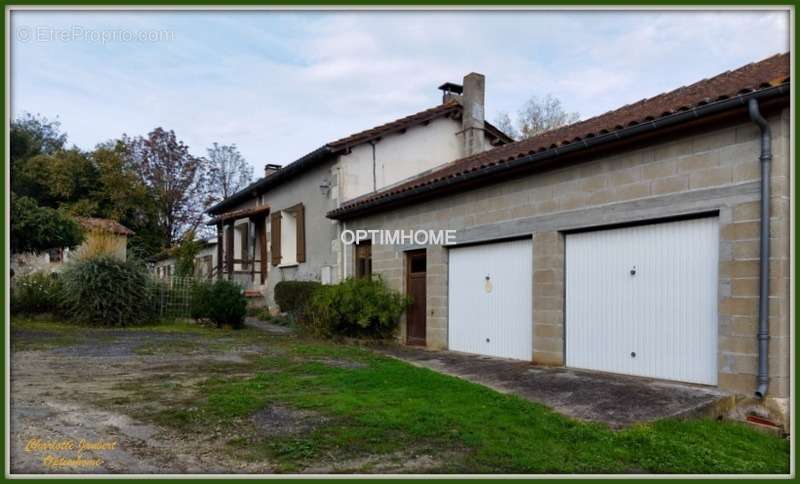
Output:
[565,217,719,385]
[448,238,533,361]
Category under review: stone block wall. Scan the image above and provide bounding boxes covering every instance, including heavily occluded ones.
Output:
[344,109,790,402]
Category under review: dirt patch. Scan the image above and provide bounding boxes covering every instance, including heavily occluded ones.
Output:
[10,327,278,474]
[250,405,328,437]
[306,448,468,474]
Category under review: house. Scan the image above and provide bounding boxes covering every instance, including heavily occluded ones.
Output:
[152,238,218,280]
[328,54,791,422]
[11,217,134,277]
[205,73,512,302]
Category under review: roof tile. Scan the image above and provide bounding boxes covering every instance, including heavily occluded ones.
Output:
[331,53,789,218]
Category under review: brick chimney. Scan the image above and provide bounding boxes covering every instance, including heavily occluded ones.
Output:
[264,163,281,177]
[461,72,486,157]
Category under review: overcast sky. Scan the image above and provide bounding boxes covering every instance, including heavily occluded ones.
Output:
[11,9,789,173]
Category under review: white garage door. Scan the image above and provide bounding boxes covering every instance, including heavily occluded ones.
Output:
[448,238,533,361]
[566,217,719,385]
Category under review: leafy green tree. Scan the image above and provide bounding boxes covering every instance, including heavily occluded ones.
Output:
[14,148,100,210]
[10,113,67,165]
[173,232,202,277]
[10,193,84,253]
[91,141,163,257]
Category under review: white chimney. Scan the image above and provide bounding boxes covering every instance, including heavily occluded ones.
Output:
[461,72,486,157]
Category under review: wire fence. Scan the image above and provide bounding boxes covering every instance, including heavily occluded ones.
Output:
[149,275,252,320]
[150,276,200,319]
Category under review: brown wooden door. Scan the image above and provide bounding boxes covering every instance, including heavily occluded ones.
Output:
[406,250,427,346]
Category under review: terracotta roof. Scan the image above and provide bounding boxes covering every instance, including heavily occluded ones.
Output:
[329,53,790,219]
[206,204,271,225]
[76,217,134,236]
[207,100,513,215]
[327,99,513,150]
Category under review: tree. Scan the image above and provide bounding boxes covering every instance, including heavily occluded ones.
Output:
[173,231,202,277]
[206,142,253,203]
[11,114,71,200]
[14,148,100,211]
[11,193,84,254]
[123,128,209,246]
[494,94,580,141]
[91,141,163,258]
[493,112,520,141]
[10,113,67,165]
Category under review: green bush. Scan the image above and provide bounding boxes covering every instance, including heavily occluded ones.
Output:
[205,280,247,329]
[275,281,322,314]
[302,277,409,339]
[60,255,155,326]
[190,280,214,321]
[10,271,64,315]
[247,306,273,321]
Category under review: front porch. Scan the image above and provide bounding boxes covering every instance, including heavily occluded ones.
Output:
[207,204,270,292]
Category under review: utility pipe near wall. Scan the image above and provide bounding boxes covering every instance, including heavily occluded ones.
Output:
[369,141,377,192]
[747,98,771,399]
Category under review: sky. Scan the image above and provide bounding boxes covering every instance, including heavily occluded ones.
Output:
[11,9,790,173]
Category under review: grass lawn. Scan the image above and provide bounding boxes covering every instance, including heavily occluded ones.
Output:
[12,317,790,474]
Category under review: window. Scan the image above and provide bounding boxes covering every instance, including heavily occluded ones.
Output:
[410,254,426,273]
[195,255,213,277]
[236,222,250,270]
[271,203,306,267]
[355,240,372,279]
[48,248,63,263]
[280,209,298,266]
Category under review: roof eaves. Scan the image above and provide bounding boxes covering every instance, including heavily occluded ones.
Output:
[207,146,333,215]
[328,82,789,220]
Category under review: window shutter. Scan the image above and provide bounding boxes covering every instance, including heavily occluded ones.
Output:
[240,222,250,270]
[258,216,268,283]
[270,212,282,266]
[296,203,306,263]
[225,224,234,274]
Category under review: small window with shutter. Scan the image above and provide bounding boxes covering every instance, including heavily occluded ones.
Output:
[274,203,305,267]
[355,240,372,279]
[270,212,282,266]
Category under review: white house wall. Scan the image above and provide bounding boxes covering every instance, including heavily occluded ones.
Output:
[338,117,466,202]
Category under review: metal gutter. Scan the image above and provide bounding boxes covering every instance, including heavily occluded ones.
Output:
[329,84,789,220]
[747,98,773,399]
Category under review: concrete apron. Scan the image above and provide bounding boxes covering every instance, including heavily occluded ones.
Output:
[378,345,735,429]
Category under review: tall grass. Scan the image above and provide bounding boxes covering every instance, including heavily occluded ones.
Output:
[73,231,126,261]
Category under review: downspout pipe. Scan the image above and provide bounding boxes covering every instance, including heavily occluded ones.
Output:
[748,98,771,399]
[369,141,377,192]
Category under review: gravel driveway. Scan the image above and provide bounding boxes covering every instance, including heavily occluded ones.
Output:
[10,320,286,474]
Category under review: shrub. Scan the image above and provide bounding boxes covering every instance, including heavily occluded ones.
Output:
[10,271,64,315]
[247,306,272,321]
[190,280,214,321]
[302,277,409,339]
[60,255,155,326]
[205,280,247,329]
[274,281,322,314]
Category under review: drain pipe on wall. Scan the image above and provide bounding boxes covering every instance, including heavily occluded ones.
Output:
[748,98,771,400]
